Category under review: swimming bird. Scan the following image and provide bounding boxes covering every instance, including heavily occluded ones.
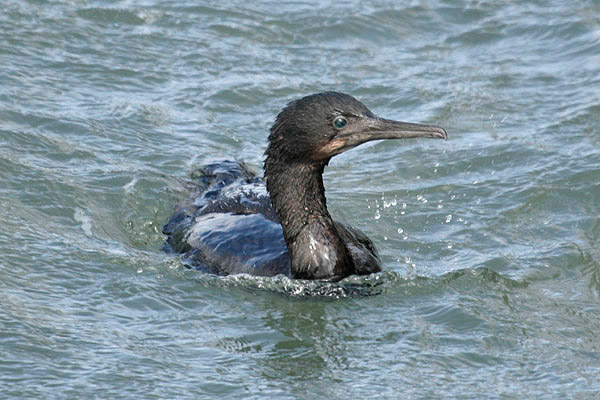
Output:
[163,92,447,281]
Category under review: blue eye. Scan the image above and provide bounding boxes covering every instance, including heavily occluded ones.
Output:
[333,116,347,129]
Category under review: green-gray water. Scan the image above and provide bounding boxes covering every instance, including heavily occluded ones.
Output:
[1,1,599,398]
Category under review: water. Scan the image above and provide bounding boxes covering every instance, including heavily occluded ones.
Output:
[1,0,599,398]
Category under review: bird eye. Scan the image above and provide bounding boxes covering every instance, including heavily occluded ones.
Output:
[333,116,347,129]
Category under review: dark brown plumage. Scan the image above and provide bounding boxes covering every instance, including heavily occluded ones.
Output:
[164,92,447,280]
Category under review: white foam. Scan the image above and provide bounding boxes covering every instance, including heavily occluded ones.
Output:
[74,208,94,237]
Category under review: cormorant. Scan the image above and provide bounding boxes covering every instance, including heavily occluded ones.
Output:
[163,92,447,281]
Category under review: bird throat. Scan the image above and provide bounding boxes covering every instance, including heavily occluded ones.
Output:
[265,161,355,280]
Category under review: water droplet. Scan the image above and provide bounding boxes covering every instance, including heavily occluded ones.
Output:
[397,227,404,234]
[445,214,452,223]
[383,198,397,208]
[137,268,143,274]
[374,211,381,220]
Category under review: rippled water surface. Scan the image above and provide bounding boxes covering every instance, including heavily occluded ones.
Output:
[2,0,600,398]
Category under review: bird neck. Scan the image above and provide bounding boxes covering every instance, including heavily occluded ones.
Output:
[265,160,355,280]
